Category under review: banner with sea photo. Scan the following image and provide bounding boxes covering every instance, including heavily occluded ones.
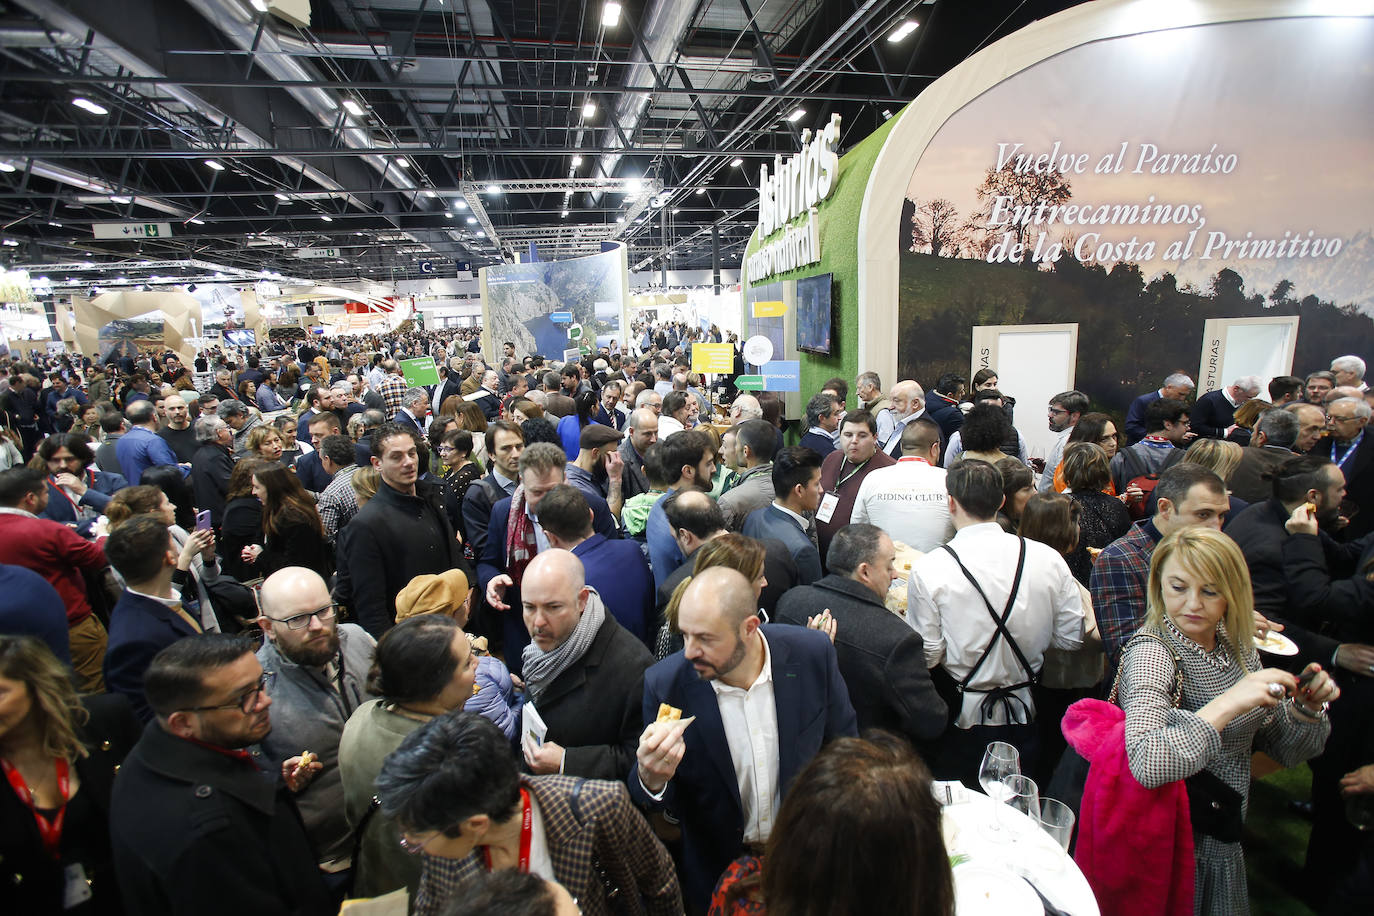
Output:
[895,15,1374,416]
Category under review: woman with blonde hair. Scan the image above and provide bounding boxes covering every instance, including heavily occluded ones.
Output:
[246,424,288,467]
[657,533,767,659]
[0,635,140,914]
[453,400,489,469]
[1145,438,1248,520]
[1114,527,1337,914]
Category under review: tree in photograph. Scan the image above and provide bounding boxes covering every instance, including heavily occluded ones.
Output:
[969,166,1073,266]
[908,198,965,258]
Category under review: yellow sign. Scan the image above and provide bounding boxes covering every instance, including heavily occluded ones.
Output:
[691,343,735,374]
[752,300,787,318]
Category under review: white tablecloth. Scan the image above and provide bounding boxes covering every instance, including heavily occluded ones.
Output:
[941,787,1100,916]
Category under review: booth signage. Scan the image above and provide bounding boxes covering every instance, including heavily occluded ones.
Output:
[760,360,801,392]
[735,375,765,391]
[751,300,787,318]
[399,356,440,387]
[746,114,841,284]
[92,222,172,240]
[550,311,573,324]
[293,247,341,260]
[690,343,735,374]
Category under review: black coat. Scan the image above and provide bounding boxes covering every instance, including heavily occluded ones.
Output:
[336,478,471,637]
[1314,431,1374,540]
[1222,499,1340,668]
[0,694,140,916]
[1189,389,1239,439]
[528,611,654,781]
[775,575,947,746]
[1281,530,1374,643]
[191,443,234,528]
[109,720,332,916]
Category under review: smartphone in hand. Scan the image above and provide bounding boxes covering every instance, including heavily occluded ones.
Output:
[195,509,213,532]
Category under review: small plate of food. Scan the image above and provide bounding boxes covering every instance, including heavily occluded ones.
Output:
[1255,630,1299,656]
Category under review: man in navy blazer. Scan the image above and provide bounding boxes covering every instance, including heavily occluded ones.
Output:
[538,484,655,645]
[1123,372,1195,445]
[480,444,620,674]
[1190,376,1261,439]
[630,567,857,908]
[102,516,208,722]
[740,446,824,585]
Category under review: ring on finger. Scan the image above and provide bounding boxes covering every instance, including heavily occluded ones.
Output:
[1266,682,1285,699]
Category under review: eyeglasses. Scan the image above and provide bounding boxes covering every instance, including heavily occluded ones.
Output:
[1047,407,1069,416]
[268,604,338,631]
[181,672,275,714]
[398,830,443,855]
[1328,414,1361,423]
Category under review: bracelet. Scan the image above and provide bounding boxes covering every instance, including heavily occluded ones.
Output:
[1289,697,1328,720]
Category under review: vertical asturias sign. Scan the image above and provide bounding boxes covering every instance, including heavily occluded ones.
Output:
[746,114,842,284]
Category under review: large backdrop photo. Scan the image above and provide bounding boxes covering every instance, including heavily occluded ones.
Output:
[874,7,1374,416]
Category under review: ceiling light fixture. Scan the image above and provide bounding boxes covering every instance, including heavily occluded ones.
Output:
[882,109,894,120]
[616,216,625,224]
[486,184,501,194]
[274,192,290,201]
[571,155,583,167]
[787,108,806,123]
[730,158,743,168]
[110,195,131,204]
[250,0,269,12]
[189,218,205,225]
[695,188,706,196]
[466,216,477,224]
[0,162,14,173]
[454,199,468,210]
[342,99,366,118]
[396,158,410,169]
[72,97,108,115]
[204,159,224,171]
[887,20,919,42]
[582,101,597,118]
[602,2,622,27]
[321,215,333,222]
[561,210,569,218]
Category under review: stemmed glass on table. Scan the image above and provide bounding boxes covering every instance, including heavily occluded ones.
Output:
[977,741,1021,840]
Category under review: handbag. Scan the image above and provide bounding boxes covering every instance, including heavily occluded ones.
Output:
[1049,631,1243,842]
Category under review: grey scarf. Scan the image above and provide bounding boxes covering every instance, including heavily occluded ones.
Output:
[521,588,607,700]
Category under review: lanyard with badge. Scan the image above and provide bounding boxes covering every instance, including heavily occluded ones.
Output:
[482,787,533,873]
[817,456,869,524]
[1,756,93,907]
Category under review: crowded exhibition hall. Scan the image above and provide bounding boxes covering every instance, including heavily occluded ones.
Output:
[1,1,1373,915]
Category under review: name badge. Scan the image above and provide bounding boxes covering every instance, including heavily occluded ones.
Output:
[63,863,93,909]
[815,493,840,524]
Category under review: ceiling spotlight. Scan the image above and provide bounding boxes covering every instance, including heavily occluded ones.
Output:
[601,1,622,27]
[321,215,333,222]
[882,109,894,120]
[616,216,625,224]
[625,178,642,195]
[274,192,290,201]
[787,108,806,123]
[189,218,205,226]
[0,162,16,173]
[396,158,410,169]
[561,210,569,218]
[672,209,681,215]
[204,159,225,171]
[695,188,706,196]
[72,97,108,116]
[730,158,743,168]
[582,101,597,118]
[571,156,583,167]
[486,184,501,195]
[110,195,131,204]
[476,231,486,238]
[466,216,477,224]
[454,200,468,210]
[887,19,919,42]
[444,211,452,218]
[250,0,269,11]
[1,239,18,247]
[343,99,366,118]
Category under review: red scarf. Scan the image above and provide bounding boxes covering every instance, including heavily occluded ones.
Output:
[505,485,538,588]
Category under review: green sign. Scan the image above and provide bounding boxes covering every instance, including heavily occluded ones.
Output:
[399,356,440,387]
[735,375,765,391]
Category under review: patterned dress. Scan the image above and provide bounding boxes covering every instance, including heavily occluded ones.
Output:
[1119,622,1330,915]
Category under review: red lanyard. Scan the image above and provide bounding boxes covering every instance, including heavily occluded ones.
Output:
[898,456,931,465]
[482,788,532,873]
[1,757,70,860]
[47,469,91,514]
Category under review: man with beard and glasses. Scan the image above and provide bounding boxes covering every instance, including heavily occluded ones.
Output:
[256,567,378,884]
[630,567,856,908]
[110,634,334,916]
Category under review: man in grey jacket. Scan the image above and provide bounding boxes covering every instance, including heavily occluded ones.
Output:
[717,418,776,530]
[256,566,377,878]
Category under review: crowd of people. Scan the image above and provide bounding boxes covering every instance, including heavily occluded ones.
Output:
[0,324,1372,915]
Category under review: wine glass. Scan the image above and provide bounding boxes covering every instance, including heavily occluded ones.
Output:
[1038,797,1076,851]
[1000,774,1040,838]
[977,742,1021,840]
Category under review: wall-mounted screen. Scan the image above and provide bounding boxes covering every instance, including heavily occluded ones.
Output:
[224,328,257,347]
[796,273,833,355]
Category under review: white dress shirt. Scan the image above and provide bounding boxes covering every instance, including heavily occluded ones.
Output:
[657,415,686,439]
[709,633,781,844]
[906,522,1084,728]
[850,457,953,552]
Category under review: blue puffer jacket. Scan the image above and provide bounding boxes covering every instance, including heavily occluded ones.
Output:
[466,654,519,740]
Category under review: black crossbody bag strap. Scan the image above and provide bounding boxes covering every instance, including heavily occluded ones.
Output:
[941,538,1037,722]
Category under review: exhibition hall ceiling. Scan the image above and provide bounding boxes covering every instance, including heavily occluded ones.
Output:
[0,0,1087,285]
